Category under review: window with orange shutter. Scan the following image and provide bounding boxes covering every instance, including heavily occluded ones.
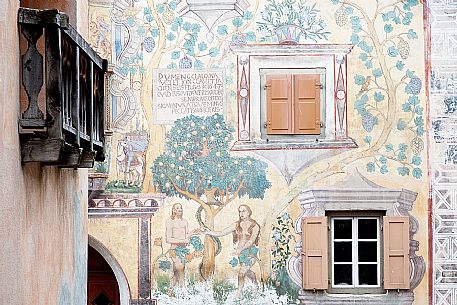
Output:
[264,70,323,136]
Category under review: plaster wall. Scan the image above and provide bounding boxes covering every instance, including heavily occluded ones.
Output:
[0,1,89,305]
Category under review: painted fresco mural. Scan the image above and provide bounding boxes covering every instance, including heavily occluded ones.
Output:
[87,0,428,304]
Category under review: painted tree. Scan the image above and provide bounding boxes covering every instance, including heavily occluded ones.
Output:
[152,114,271,279]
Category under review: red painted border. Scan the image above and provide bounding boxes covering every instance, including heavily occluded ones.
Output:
[422,1,433,304]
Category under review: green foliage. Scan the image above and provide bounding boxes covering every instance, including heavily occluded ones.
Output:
[105,180,141,193]
[156,274,171,294]
[212,280,236,305]
[334,0,423,179]
[152,114,271,203]
[257,0,330,42]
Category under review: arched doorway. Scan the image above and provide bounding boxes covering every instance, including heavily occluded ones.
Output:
[88,245,120,305]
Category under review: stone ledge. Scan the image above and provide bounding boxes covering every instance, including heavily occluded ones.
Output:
[231,137,357,151]
[299,291,413,305]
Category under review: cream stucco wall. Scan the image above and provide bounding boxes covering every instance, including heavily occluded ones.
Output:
[0,1,90,305]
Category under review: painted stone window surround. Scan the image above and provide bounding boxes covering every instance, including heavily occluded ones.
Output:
[287,187,425,305]
[231,44,357,150]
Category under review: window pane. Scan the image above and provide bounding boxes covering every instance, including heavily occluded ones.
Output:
[358,241,377,262]
[334,242,352,262]
[358,219,377,239]
[358,264,378,285]
[334,264,353,286]
[334,219,352,239]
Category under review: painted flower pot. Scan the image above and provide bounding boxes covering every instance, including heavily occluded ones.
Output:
[275,25,303,44]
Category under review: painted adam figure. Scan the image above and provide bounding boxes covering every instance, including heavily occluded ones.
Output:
[165,203,200,290]
[202,204,260,293]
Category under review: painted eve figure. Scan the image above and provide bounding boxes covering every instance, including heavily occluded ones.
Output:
[202,204,260,294]
[165,203,199,290]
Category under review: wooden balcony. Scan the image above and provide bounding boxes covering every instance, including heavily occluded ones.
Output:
[18,8,108,167]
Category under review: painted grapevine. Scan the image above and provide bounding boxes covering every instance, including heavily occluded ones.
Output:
[332,0,424,179]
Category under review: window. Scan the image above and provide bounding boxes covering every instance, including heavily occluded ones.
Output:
[231,44,356,151]
[261,69,325,137]
[330,216,382,293]
[301,215,410,293]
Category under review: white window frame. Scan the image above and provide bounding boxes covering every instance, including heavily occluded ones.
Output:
[330,216,382,293]
[230,44,355,151]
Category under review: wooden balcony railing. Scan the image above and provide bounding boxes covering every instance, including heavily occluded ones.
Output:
[18,8,108,167]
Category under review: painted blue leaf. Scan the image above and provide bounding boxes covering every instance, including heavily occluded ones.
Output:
[167,62,177,69]
[209,47,219,57]
[331,0,341,4]
[345,6,353,14]
[412,167,422,179]
[168,1,178,10]
[354,74,366,85]
[364,136,372,144]
[393,17,401,24]
[384,24,393,33]
[382,13,389,22]
[351,34,360,44]
[365,60,373,69]
[407,29,418,39]
[396,61,405,70]
[171,23,179,32]
[156,4,164,13]
[182,22,191,31]
[385,144,394,152]
[350,16,361,25]
[415,106,424,115]
[416,126,425,136]
[243,11,253,20]
[355,100,367,115]
[359,53,368,61]
[397,152,407,161]
[399,143,408,152]
[402,17,411,25]
[171,51,181,59]
[374,92,385,102]
[414,116,424,127]
[352,24,362,33]
[159,260,171,271]
[232,17,243,27]
[144,7,152,14]
[127,17,135,26]
[174,17,183,26]
[402,103,412,112]
[151,28,159,37]
[361,94,369,102]
[408,96,419,105]
[379,156,387,164]
[372,68,383,78]
[367,162,376,172]
[397,166,410,176]
[380,165,388,174]
[412,156,422,166]
[194,60,204,69]
[217,25,228,35]
[137,26,145,36]
[246,31,256,42]
[146,15,154,22]
[166,32,176,41]
[229,257,239,267]
[387,46,398,57]
[406,69,415,78]
[397,119,407,130]
[198,42,207,51]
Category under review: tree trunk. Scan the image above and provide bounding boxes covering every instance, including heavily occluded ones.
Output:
[201,211,216,280]
[258,214,275,283]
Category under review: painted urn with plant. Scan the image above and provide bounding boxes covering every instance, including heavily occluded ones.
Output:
[257,0,330,44]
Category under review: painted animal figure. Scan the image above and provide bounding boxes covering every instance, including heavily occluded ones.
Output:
[116,139,147,187]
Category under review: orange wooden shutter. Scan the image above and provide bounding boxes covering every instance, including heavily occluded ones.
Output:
[293,74,321,135]
[383,216,410,290]
[266,75,292,134]
[302,217,328,290]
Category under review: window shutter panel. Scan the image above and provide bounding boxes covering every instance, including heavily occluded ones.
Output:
[293,74,321,135]
[302,216,328,290]
[383,216,410,290]
[266,75,292,134]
